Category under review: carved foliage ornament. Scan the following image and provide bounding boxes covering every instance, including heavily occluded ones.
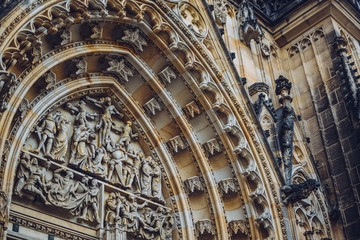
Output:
[184,176,203,194]
[214,0,228,24]
[195,219,214,237]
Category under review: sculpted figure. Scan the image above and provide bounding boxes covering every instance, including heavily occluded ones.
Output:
[51,169,78,204]
[45,172,63,204]
[14,153,31,196]
[140,156,153,197]
[69,125,91,169]
[78,178,101,223]
[85,96,123,146]
[118,121,137,150]
[122,155,134,189]
[126,152,142,194]
[90,147,108,176]
[281,100,295,185]
[51,115,71,162]
[22,158,50,205]
[151,160,163,201]
[160,208,174,240]
[123,195,147,232]
[138,207,156,239]
[36,111,61,157]
[106,140,126,185]
[105,192,122,225]
[66,100,97,128]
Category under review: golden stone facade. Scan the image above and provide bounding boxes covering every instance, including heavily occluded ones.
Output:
[0,0,359,239]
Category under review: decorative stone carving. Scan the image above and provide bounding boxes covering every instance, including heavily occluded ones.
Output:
[80,23,103,40]
[144,98,162,115]
[85,96,123,146]
[18,98,29,120]
[281,179,320,205]
[89,0,108,16]
[218,178,238,197]
[35,111,62,157]
[255,210,273,232]
[237,0,263,45]
[51,115,71,162]
[14,154,101,223]
[104,192,173,239]
[184,101,201,118]
[0,56,18,112]
[195,219,214,237]
[179,2,207,38]
[23,95,166,207]
[249,82,270,97]
[159,66,176,84]
[228,220,249,236]
[122,29,147,51]
[333,36,360,124]
[214,0,228,24]
[31,39,42,63]
[168,135,186,153]
[65,57,87,76]
[60,30,72,45]
[105,58,134,82]
[43,71,56,90]
[275,75,295,185]
[203,138,221,156]
[0,191,8,230]
[252,93,278,122]
[184,176,203,194]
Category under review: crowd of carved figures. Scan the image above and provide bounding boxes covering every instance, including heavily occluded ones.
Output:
[14,153,101,223]
[24,96,164,202]
[105,192,173,239]
[13,95,168,232]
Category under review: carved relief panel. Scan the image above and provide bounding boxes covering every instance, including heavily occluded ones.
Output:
[14,94,173,239]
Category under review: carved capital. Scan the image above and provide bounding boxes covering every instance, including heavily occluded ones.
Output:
[228,220,249,236]
[144,98,162,115]
[122,28,147,51]
[218,178,238,197]
[195,219,214,237]
[184,176,203,194]
[168,135,186,153]
[203,138,221,156]
[184,101,201,118]
[105,57,134,81]
[159,66,176,84]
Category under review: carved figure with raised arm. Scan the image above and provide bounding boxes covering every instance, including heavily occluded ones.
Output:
[85,96,123,146]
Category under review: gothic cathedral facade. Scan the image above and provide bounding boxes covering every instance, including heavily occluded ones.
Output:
[0,0,359,239]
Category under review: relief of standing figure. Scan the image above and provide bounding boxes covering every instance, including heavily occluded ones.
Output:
[35,111,61,157]
[85,96,123,147]
[51,114,71,162]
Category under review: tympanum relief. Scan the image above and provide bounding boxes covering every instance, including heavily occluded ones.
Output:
[14,95,172,239]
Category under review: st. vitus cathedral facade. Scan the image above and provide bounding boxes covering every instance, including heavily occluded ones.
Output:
[0,0,359,239]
